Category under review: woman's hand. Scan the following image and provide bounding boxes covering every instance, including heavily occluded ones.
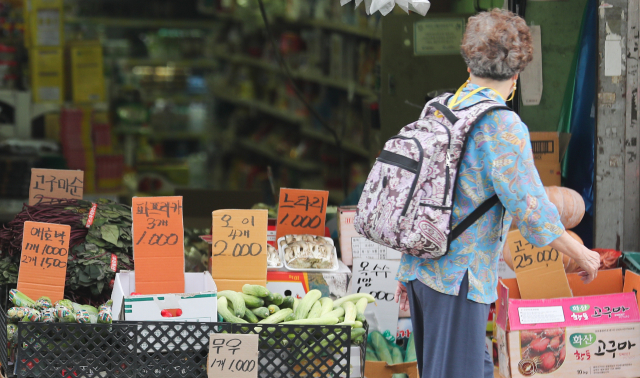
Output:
[549,231,600,284]
[395,281,410,312]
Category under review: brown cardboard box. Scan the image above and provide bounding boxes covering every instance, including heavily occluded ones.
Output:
[529,132,571,187]
[364,361,419,378]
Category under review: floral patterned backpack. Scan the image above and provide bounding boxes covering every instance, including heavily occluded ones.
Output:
[354,93,510,259]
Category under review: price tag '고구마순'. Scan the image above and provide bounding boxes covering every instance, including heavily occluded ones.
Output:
[211,209,268,291]
[276,188,328,241]
[29,168,84,206]
[132,196,185,295]
[208,333,259,378]
[17,221,71,302]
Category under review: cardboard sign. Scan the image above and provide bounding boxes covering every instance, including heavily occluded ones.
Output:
[276,188,328,241]
[352,258,400,336]
[132,196,185,294]
[29,168,84,205]
[17,221,70,302]
[208,333,259,378]
[211,209,268,292]
[506,229,571,300]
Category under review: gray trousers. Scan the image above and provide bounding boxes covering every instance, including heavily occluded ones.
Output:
[406,272,493,378]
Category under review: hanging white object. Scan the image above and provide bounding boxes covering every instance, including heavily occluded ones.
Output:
[344,0,431,16]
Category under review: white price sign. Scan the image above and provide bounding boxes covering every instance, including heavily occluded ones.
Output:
[351,238,402,260]
[352,258,401,336]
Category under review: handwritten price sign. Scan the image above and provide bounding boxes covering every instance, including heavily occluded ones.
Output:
[352,258,400,336]
[17,221,71,302]
[132,196,185,294]
[29,168,84,205]
[211,210,268,291]
[506,230,571,299]
[276,188,328,241]
[207,334,259,378]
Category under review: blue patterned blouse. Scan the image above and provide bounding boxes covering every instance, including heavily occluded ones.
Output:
[396,83,565,304]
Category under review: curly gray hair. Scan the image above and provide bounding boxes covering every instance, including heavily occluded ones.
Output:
[460,9,533,81]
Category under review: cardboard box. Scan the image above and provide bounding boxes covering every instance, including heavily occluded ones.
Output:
[29,47,64,104]
[67,41,106,103]
[24,0,63,47]
[266,261,352,299]
[364,361,419,378]
[111,270,218,322]
[496,269,640,378]
[529,132,571,187]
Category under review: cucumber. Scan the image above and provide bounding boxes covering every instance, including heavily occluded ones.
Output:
[218,291,246,317]
[371,331,393,365]
[365,349,379,361]
[270,293,284,306]
[354,321,363,328]
[258,308,293,324]
[404,333,417,362]
[294,289,322,320]
[242,284,270,298]
[306,301,322,319]
[333,293,375,308]
[281,296,295,309]
[281,316,339,325]
[240,293,264,308]
[243,309,259,323]
[337,321,355,326]
[251,307,270,319]
[217,297,248,323]
[391,345,404,364]
[355,297,368,322]
[321,307,345,319]
[284,312,296,322]
[319,297,333,316]
[293,298,300,312]
[351,328,366,340]
[343,301,357,322]
[267,304,280,314]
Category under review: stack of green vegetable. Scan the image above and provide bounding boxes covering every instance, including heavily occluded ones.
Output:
[217,286,374,344]
[366,331,417,378]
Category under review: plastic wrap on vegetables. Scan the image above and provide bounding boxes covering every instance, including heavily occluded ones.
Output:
[41,308,56,323]
[267,244,282,267]
[75,309,91,323]
[6,324,17,344]
[9,289,36,308]
[35,296,52,310]
[55,305,75,323]
[7,307,33,321]
[55,299,75,313]
[21,309,41,322]
[281,235,334,269]
[98,307,113,324]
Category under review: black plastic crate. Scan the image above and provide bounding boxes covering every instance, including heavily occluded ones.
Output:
[1,301,7,378]
[3,317,367,378]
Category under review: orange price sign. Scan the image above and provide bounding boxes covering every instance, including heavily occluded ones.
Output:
[211,209,268,291]
[29,168,84,205]
[132,196,185,294]
[17,221,71,302]
[276,188,329,241]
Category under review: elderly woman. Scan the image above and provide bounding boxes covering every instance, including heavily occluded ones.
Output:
[394,9,600,378]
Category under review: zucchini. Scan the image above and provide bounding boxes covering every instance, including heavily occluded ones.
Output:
[270,293,284,306]
[258,308,293,324]
[306,301,322,319]
[242,284,270,298]
[355,297,368,322]
[281,316,339,325]
[267,304,280,314]
[319,297,333,316]
[251,307,270,319]
[243,309,259,323]
[365,349,379,361]
[404,333,417,362]
[240,293,264,308]
[391,346,404,364]
[343,301,357,322]
[217,297,248,323]
[281,296,295,309]
[321,307,345,319]
[294,289,322,320]
[9,289,35,308]
[218,290,246,317]
[351,328,366,340]
[371,331,393,365]
[333,293,375,308]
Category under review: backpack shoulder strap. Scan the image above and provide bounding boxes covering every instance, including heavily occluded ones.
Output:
[449,195,501,242]
[421,94,512,127]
